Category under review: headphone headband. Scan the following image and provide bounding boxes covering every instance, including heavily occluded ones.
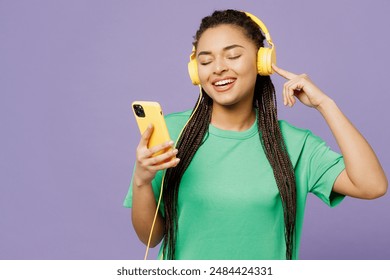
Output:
[244,12,273,45]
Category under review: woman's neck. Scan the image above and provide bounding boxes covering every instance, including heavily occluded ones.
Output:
[210,103,256,131]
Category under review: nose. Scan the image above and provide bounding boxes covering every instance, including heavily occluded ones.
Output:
[213,57,228,74]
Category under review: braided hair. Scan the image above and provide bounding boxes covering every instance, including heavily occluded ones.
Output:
[162,9,297,260]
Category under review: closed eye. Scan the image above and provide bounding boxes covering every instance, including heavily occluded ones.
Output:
[228,55,241,60]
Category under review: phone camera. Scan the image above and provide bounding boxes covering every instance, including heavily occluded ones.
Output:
[133,104,145,117]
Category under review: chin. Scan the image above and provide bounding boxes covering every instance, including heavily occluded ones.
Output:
[213,97,240,107]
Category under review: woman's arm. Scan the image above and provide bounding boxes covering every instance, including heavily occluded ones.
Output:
[131,181,165,247]
[131,125,180,246]
[316,99,387,199]
[272,64,387,199]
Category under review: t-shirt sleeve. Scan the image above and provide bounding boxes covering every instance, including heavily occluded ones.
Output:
[122,165,165,212]
[303,132,345,207]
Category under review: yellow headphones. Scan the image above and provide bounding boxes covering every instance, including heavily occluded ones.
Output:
[187,11,276,85]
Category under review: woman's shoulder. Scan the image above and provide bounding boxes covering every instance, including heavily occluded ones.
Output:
[165,109,192,127]
[278,119,312,139]
[165,110,192,121]
[278,119,331,159]
[278,119,326,150]
[164,109,193,140]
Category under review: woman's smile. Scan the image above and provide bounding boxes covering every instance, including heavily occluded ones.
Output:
[196,24,258,108]
[212,77,237,92]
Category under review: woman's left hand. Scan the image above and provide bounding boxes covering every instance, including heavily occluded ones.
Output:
[272,64,330,109]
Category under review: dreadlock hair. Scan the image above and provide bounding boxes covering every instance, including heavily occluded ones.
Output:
[162,9,297,260]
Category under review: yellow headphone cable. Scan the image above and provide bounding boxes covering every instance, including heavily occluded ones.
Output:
[144,87,203,260]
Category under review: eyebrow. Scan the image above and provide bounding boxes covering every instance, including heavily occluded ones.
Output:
[197,44,245,57]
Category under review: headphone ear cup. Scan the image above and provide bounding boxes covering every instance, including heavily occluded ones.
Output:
[257,47,276,76]
[188,58,200,85]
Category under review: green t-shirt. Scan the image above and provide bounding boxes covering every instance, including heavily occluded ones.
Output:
[123,110,345,260]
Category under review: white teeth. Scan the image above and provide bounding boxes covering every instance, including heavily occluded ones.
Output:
[214,79,235,86]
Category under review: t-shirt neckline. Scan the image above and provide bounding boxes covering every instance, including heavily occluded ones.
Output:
[208,119,258,140]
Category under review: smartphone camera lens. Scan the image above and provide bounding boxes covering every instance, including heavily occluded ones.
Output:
[133,104,145,117]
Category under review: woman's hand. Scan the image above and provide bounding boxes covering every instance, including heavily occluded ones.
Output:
[133,124,180,187]
[272,64,331,109]
[273,64,387,198]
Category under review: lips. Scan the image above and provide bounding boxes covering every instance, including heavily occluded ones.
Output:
[212,77,236,92]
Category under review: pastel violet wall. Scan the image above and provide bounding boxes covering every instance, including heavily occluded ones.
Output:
[1,0,389,259]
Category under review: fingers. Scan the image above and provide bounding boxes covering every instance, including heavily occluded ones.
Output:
[272,64,297,80]
[147,140,174,156]
[149,155,180,171]
[136,137,180,172]
[283,78,306,107]
[138,139,173,158]
[271,64,297,106]
[139,124,154,148]
[140,148,180,172]
[283,87,296,107]
[144,147,178,167]
[283,79,295,107]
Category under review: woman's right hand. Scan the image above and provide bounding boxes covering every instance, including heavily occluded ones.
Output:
[133,124,180,187]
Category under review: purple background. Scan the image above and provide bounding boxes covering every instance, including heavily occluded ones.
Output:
[1,0,389,260]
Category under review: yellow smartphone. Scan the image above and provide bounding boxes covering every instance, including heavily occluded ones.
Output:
[132,101,173,157]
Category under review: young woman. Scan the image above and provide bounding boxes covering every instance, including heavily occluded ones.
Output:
[124,9,387,260]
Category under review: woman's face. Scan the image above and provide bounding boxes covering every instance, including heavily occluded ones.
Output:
[196,24,258,109]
